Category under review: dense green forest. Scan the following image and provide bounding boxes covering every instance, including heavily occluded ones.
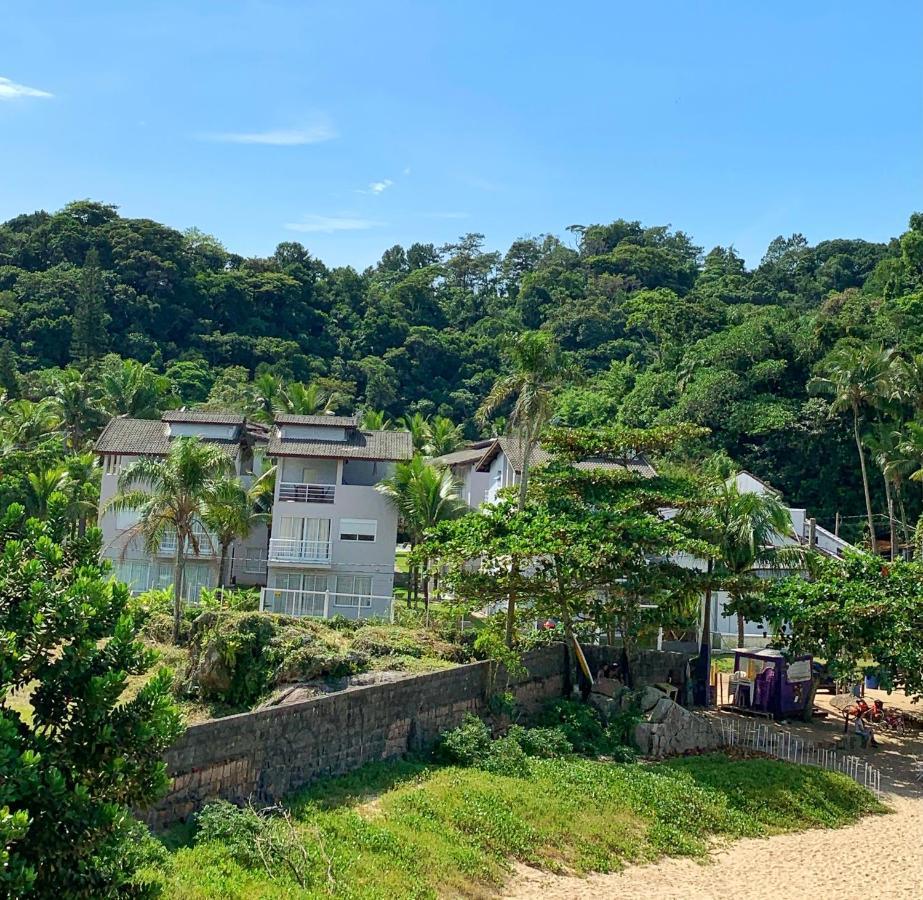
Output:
[2,199,923,540]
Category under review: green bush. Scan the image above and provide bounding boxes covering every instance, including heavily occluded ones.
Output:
[436,714,492,766]
[195,801,265,869]
[482,736,530,777]
[538,699,610,754]
[505,724,573,758]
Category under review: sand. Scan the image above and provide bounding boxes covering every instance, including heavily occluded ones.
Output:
[503,690,923,900]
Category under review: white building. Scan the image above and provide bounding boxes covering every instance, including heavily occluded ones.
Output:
[431,440,494,507]
[260,414,412,620]
[94,410,412,620]
[95,410,270,602]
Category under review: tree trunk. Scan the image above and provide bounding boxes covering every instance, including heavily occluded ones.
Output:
[883,477,897,560]
[422,557,430,627]
[896,484,911,546]
[505,557,518,648]
[853,407,876,551]
[506,430,532,649]
[218,542,230,604]
[172,536,187,645]
[693,559,714,706]
[737,611,745,649]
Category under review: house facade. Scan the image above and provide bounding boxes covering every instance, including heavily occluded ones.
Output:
[260,414,412,620]
[431,440,493,508]
[94,410,411,620]
[95,410,270,602]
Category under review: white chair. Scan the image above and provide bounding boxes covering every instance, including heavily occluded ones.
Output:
[729,671,754,706]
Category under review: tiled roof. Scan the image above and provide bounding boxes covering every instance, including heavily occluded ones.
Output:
[94,417,240,456]
[433,446,492,467]
[475,437,656,478]
[275,414,359,428]
[161,409,246,425]
[268,428,412,461]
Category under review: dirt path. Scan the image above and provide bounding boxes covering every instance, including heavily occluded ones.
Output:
[504,697,923,900]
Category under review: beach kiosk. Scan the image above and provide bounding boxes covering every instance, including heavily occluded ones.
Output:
[728,648,814,719]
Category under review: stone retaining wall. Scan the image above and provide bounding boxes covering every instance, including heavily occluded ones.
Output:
[144,645,567,828]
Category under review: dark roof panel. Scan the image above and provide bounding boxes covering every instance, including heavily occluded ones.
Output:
[94,417,241,456]
[162,409,246,425]
[475,436,656,478]
[268,428,412,461]
[275,414,359,428]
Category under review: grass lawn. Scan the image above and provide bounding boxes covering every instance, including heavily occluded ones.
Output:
[149,753,884,899]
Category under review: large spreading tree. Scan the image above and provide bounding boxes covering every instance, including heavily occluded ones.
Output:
[423,424,714,682]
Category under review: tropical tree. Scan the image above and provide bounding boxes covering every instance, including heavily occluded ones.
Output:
[202,470,273,592]
[711,480,800,647]
[106,437,233,642]
[252,372,284,424]
[477,330,565,510]
[50,368,105,449]
[425,415,464,457]
[360,408,392,430]
[23,464,67,519]
[97,356,173,419]
[0,508,182,896]
[378,455,467,612]
[400,412,431,454]
[0,399,60,451]
[278,381,334,416]
[809,344,896,548]
[60,452,100,537]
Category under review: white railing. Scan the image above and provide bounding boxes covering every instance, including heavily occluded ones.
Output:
[260,587,393,620]
[267,538,332,564]
[279,482,336,504]
[242,553,268,575]
[718,719,882,798]
[156,530,216,557]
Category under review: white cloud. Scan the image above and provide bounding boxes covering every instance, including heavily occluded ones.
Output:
[199,124,336,145]
[284,215,382,233]
[402,166,412,176]
[368,179,393,194]
[0,76,53,100]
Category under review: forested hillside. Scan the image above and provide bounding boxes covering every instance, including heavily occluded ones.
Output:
[2,199,922,538]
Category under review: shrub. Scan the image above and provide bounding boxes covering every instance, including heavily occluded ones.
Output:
[436,714,492,766]
[0,509,182,896]
[505,724,573,758]
[195,801,265,868]
[482,736,530,777]
[538,699,610,754]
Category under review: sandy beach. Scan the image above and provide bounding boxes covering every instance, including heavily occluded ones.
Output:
[504,689,923,900]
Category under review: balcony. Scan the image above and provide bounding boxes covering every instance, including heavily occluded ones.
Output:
[260,587,391,620]
[156,528,216,558]
[278,482,336,504]
[267,538,332,566]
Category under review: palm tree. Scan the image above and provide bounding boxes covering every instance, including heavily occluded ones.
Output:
[809,345,896,549]
[425,416,463,457]
[0,399,61,451]
[866,423,913,557]
[378,456,467,614]
[23,464,67,518]
[202,470,273,593]
[98,357,172,419]
[360,409,392,430]
[477,330,564,510]
[278,381,334,416]
[252,372,284,425]
[400,412,431,454]
[106,437,233,642]
[60,452,101,537]
[50,368,105,449]
[712,481,800,648]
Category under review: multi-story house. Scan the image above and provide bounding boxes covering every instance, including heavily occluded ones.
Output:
[258,414,412,620]
[95,410,270,601]
[431,439,493,508]
[95,410,411,620]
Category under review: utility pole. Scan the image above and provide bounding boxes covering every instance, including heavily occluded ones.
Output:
[834,512,840,537]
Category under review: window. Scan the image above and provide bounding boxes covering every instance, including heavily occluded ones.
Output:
[112,560,150,592]
[271,572,328,594]
[339,519,377,542]
[183,564,214,604]
[334,574,372,607]
[104,454,120,475]
[243,548,267,574]
[151,563,173,589]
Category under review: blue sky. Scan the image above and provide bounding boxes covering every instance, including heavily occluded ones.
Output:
[1,2,920,269]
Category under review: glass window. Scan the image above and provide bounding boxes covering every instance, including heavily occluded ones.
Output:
[113,559,150,592]
[334,575,372,607]
[339,519,377,542]
[183,564,214,604]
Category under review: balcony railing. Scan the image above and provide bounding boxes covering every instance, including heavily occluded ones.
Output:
[242,553,268,575]
[260,587,392,620]
[278,482,336,504]
[156,530,216,558]
[267,538,332,565]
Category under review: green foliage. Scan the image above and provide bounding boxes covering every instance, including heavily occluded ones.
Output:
[0,509,182,896]
[760,550,923,698]
[538,700,611,755]
[159,754,882,897]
